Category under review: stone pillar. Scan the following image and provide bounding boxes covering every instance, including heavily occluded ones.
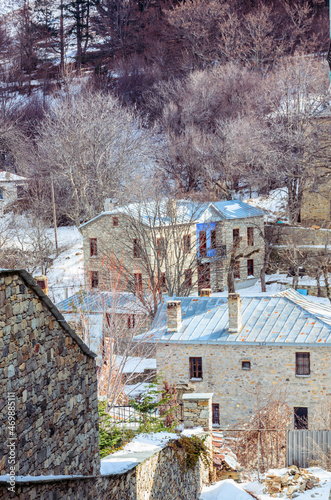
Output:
[182,393,213,431]
[228,293,242,333]
[167,300,181,332]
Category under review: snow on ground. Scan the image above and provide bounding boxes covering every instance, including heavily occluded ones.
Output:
[200,480,254,500]
[245,188,288,222]
[201,469,331,500]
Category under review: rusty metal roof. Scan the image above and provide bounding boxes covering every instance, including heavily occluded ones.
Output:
[142,290,331,346]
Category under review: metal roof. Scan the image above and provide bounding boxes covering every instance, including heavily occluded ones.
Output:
[141,290,331,346]
[57,291,148,315]
[79,199,264,229]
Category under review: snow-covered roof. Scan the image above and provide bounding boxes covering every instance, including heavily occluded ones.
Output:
[137,289,331,346]
[57,290,148,315]
[79,199,264,230]
[0,171,27,182]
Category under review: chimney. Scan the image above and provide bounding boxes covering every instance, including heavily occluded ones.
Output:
[5,171,10,180]
[228,293,242,333]
[200,288,211,297]
[34,275,48,295]
[104,198,115,212]
[167,300,181,332]
[166,199,177,219]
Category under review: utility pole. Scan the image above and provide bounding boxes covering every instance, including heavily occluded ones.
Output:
[51,179,59,256]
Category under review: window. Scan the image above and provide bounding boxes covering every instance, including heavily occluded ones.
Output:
[17,185,24,198]
[113,217,119,226]
[247,259,254,277]
[133,239,142,258]
[247,227,254,246]
[91,271,98,289]
[296,352,310,376]
[134,273,143,294]
[242,361,251,370]
[294,407,308,429]
[212,404,220,425]
[184,269,192,288]
[233,228,240,244]
[199,231,207,257]
[183,234,191,254]
[0,188,3,200]
[234,260,240,279]
[156,237,165,258]
[189,357,202,379]
[211,229,217,250]
[127,314,135,329]
[90,238,97,257]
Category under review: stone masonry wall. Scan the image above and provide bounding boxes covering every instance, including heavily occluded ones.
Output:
[269,224,331,247]
[0,434,212,500]
[0,271,100,478]
[157,343,331,429]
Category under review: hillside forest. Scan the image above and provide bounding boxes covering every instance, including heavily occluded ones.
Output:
[0,0,331,232]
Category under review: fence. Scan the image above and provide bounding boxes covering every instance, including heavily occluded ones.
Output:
[287,430,331,468]
[108,405,158,428]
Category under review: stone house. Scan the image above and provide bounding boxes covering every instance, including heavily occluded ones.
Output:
[0,269,100,478]
[0,171,27,214]
[57,290,152,361]
[141,289,331,429]
[79,199,265,295]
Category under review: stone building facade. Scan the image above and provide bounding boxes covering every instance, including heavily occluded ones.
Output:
[0,270,100,478]
[141,290,331,430]
[157,343,331,429]
[79,199,265,295]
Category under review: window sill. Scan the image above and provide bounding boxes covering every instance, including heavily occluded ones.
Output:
[190,378,203,382]
[295,374,310,378]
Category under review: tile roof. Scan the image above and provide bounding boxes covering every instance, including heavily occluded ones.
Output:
[140,290,331,346]
[79,199,264,229]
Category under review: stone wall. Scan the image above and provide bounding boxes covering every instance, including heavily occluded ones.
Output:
[0,434,212,500]
[0,270,100,478]
[268,223,331,247]
[301,189,331,226]
[156,343,331,429]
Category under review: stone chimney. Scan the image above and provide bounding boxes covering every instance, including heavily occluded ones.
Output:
[166,199,177,219]
[5,171,10,180]
[167,300,181,332]
[34,275,48,295]
[104,198,116,212]
[200,288,211,297]
[228,293,242,333]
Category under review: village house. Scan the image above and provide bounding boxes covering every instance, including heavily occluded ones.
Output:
[0,171,27,214]
[57,290,152,365]
[140,289,331,430]
[79,198,265,296]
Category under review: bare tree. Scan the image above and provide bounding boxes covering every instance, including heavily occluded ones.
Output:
[36,91,157,225]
